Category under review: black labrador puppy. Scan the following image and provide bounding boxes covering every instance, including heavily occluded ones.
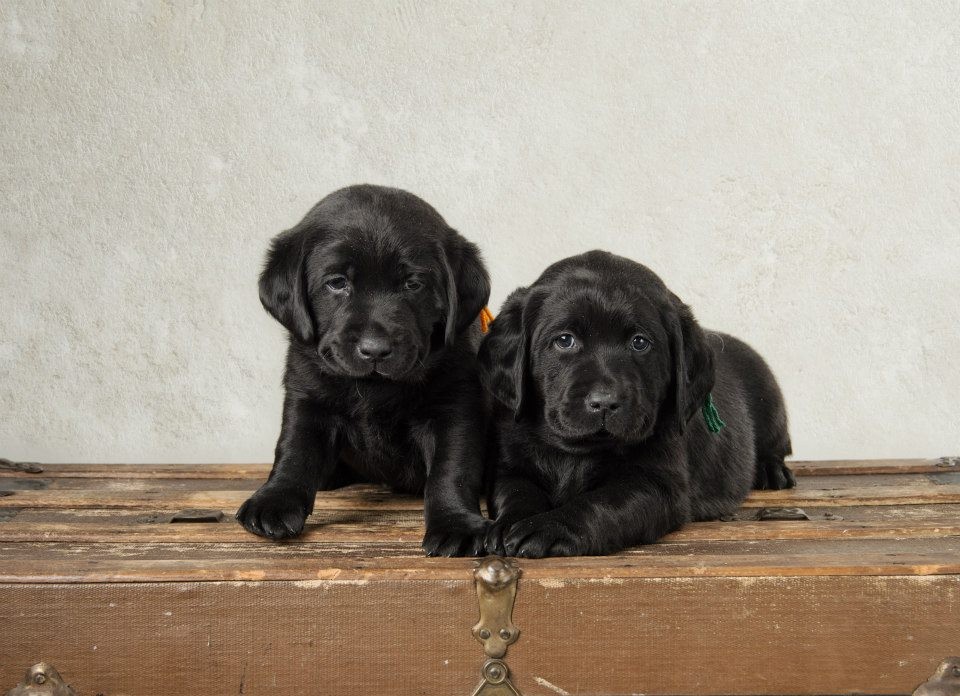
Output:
[478,250,795,558]
[236,185,492,556]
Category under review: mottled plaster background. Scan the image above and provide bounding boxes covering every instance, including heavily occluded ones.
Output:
[2,1,958,463]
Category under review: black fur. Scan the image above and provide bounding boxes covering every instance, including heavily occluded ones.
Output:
[236,184,492,556]
[478,251,794,558]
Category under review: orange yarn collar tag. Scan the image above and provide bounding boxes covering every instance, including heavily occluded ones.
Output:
[479,307,494,333]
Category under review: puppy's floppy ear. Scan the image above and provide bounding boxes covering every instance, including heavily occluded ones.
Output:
[258,225,315,344]
[478,288,531,417]
[439,231,491,344]
[667,295,715,433]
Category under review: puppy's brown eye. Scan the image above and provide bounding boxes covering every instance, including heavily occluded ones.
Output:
[404,278,423,292]
[631,335,651,352]
[325,276,349,292]
[554,334,576,350]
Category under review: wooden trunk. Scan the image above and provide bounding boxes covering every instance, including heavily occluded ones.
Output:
[1,458,958,695]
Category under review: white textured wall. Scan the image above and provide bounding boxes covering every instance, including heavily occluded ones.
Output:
[2,1,958,463]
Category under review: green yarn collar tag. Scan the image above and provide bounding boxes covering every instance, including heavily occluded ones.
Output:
[702,393,726,434]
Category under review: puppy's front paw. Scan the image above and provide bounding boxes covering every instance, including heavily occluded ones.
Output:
[483,521,509,556]
[422,516,490,557]
[502,514,584,558]
[236,483,313,539]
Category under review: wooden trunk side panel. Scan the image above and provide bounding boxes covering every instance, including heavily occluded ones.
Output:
[1,576,956,696]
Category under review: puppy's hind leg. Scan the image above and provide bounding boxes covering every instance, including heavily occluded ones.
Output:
[755,453,796,490]
[753,437,796,490]
[743,354,795,490]
[748,375,795,490]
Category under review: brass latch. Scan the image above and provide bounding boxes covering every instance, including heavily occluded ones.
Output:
[5,663,77,696]
[471,556,522,695]
[913,657,960,696]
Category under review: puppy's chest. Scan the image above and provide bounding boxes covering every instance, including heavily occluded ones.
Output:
[341,391,421,451]
[340,410,426,490]
[344,416,410,455]
[534,453,606,505]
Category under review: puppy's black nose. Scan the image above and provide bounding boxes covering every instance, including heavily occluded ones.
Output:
[586,389,620,413]
[357,336,392,361]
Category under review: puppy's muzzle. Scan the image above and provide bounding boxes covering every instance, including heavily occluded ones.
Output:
[321,323,421,379]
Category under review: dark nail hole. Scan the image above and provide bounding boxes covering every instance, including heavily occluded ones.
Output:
[758,507,810,521]
[170,510,224,523]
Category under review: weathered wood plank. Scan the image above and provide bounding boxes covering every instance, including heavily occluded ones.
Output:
[1,511,959,544]
[2,458,953,479]
[4,478,960,510]
[1,538,958,582]
[0,515,424,543]
[740,481,960,507]
[7,502,959,525]
[3,471,952,493]
[669,517,960,542]
[0,477,262,492]
[779,473,956,489]
[0,462,271,478]
[790,457,957,475]
[0,485,423,510]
